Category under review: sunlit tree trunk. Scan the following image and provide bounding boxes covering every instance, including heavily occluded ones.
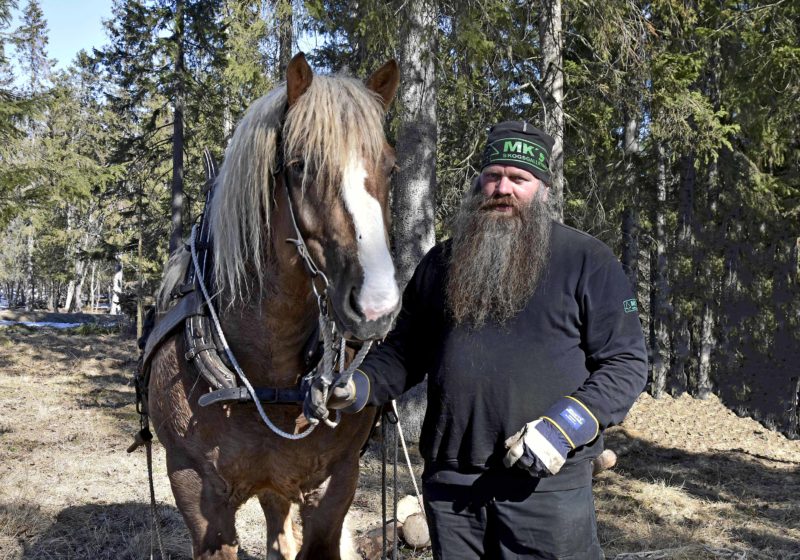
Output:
[540,0,564,221]
[110,255,123,315]
[649,144,670,397]
[24,223,34,311]
[169,0,186,255]
[392,0,437,289]
[277,0,292,77]
[621,115,639,292]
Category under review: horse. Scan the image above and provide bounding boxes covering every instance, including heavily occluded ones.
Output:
[147,53,402,559]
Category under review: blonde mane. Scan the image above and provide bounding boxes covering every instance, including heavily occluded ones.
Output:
[210,74,387,303]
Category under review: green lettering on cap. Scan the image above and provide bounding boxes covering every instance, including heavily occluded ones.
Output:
[504,140,522,154]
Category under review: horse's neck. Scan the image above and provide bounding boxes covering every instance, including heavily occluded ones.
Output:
[219,191,317,387]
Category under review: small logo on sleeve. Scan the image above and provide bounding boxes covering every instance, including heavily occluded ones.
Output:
[623,299,638,313]
[560,406,585,429]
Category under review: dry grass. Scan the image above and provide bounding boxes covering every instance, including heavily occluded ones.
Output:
[0,327,798,559]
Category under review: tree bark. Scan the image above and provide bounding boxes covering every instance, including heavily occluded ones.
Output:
[649,144,670,398]
[24,224,34,311]
[110,254,123,315]
[169,0,186,256]
[621,115,639,292]
[277,0,293,77]
[539,0,564,221]
[392,0,438,290]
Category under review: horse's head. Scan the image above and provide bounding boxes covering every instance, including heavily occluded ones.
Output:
[280,53,401,340]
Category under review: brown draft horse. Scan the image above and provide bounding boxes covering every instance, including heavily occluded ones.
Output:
[148,53,401,559]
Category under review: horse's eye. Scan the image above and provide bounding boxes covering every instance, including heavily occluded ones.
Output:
[290,159,305,174]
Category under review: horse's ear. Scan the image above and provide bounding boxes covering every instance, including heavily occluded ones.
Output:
[366,59,400,109]
[286,52,313,108]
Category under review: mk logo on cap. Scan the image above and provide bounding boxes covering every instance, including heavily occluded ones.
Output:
[485,137,548,171]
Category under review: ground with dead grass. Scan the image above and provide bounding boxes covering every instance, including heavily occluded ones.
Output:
[0,326,798,559]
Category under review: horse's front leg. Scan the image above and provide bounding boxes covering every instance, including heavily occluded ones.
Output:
[259,489,299,560]
[165,450,240,560]
[296,454,361,560]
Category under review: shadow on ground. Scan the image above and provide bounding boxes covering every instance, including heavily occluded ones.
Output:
[2,500,264,560]
[597,431,800,558]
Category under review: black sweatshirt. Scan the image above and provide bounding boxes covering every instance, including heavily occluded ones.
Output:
[358,222,648,490]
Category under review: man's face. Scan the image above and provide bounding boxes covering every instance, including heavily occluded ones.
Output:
[479,164,548,210]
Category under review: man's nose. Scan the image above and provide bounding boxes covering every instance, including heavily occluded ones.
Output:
[494,176,514,196]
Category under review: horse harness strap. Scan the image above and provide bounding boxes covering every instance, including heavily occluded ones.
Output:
[198,386,303,407]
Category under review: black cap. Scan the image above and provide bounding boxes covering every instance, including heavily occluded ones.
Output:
[480,120,555,184]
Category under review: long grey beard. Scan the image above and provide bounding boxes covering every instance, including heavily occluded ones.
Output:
[446,189,552,328]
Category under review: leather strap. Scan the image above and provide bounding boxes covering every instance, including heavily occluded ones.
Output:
[198,386,303,407]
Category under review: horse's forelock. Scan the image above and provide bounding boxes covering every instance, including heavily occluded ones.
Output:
[283,75,387,191]
[211,76,389,305]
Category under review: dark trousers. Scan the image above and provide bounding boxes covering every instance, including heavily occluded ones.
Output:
[422,470,604,560]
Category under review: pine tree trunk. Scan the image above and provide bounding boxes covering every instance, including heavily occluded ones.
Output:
[70,259,87,313]
[137,191,145,339]
[169,0,186,256]
[25,225,34,311]
[392,0,437,290]
[695,157,720,399]
[48,280,55,311]
[649,144,670,397]
[540,0,564,221]
[621,115,640,292]
[277,0,292,77]
[89,262,96,312]
[697,302,714,398]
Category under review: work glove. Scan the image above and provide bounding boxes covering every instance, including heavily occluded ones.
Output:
[503,396,599,477]
[301,370,370,424]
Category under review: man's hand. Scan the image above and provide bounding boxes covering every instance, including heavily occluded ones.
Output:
[302,377,360,425]
[503,396,599,477]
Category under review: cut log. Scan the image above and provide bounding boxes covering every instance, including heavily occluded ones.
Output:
[396,494,422,523]
[592,449,618,475]
[356,522,402,560]
[400,512,431,549]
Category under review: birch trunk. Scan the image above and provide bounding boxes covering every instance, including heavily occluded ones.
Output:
[392,0,437,289]
[540,0,565,221]
[110,255,123,315]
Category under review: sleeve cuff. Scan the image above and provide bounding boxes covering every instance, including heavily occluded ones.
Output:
[542,396,600,449]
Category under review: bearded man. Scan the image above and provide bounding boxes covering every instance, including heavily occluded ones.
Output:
[304,121,648,559]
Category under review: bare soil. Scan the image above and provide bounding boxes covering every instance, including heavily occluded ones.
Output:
[0,328,798,559]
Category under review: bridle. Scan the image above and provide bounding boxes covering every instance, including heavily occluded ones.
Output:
[279,160,373,427]
[188,144,372,440]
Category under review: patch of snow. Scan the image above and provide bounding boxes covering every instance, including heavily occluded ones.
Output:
[0,321,84,329]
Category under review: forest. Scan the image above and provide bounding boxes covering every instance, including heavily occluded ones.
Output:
[0,0,798,436]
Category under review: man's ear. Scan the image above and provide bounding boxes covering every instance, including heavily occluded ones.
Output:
[286,52,313,108]
[366,59,400,109]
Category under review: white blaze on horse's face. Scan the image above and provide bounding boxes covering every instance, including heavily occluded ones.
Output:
[341,158,400,322]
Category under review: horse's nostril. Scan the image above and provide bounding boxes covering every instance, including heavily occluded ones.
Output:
[349,288,361,315]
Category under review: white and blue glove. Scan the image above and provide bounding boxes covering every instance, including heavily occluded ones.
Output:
[503,396,599,477]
